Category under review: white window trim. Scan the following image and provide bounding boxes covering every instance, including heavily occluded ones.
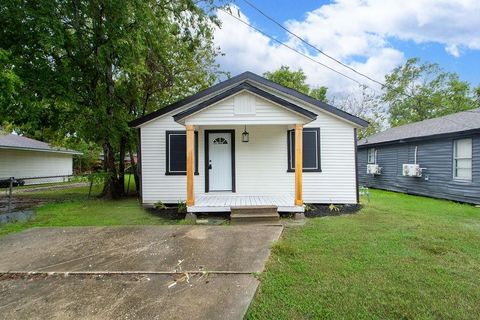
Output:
[367,148,376,164]
[453,138,472,181]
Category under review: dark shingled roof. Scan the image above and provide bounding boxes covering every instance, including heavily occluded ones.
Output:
[129,71,368,128]
[359,108,480,146]
[0,134,82,155]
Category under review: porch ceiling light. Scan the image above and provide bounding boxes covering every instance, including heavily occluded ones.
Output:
[242,125,249,143]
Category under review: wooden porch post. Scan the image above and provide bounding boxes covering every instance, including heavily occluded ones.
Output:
[294,124,303,206]
[186,125,195,206]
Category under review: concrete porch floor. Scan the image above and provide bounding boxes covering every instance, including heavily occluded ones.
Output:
[187,194,304,213]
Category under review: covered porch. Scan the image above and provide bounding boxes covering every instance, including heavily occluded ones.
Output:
[187,193,305,213]
[172,85,319,214]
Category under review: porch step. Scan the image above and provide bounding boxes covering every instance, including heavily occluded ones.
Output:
[230,206,280,224]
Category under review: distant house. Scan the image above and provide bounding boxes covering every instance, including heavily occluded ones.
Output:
[358,108,480,204]
[129,71,368,214]
[0,134,82,183]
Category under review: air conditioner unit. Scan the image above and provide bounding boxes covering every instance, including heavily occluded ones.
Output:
[402,164,422,177]
[367,164,382,175]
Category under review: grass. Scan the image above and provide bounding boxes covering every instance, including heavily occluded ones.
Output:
[2,186,479,318]
[0,175,179,237]
[0,198,181,237]
[247,190,480,319]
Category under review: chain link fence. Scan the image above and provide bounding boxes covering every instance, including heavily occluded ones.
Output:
[0,174,111,213]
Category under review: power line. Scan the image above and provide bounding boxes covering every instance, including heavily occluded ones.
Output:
[240,0,386,87]
[219,7,368,87]
[219,6,473,128]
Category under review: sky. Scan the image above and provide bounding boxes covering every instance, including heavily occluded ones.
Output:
[212,0,480,98]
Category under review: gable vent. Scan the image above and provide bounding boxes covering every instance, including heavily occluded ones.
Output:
[234,92,256,115]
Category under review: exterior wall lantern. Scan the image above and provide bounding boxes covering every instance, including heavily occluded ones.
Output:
[242,125,249,142]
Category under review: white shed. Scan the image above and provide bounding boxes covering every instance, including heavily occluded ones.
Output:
[0,134,81,183]
[129,72,368,213]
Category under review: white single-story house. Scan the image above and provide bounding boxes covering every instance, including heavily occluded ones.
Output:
[0,134,82,183]
[129,72,368,213]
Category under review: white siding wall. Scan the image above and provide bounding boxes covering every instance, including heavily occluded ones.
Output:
[0,149,73,181]
[140,91,358,205]
[184,91,308,125]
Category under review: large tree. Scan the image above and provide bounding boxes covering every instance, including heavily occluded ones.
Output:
[383,58,477,127]
[0,0,222,198]
[334,85,386,140]
[264,66,328,102]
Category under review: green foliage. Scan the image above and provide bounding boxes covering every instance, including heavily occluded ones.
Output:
[0,198,179,237]
[334,85,386,140]
[177,201,187,213]
[264,66,328,102]
[247,190,480,319]
[154,201,167,210]
[303,203,315,212]
[0,0,222,197]
[0,49,22,117]
[328,203,340,212]
[383,58,477,127]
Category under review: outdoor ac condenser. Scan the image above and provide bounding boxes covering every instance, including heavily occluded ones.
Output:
[402,164,422,177]
[367,164,382,175]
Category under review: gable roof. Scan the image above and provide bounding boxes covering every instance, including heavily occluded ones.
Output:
[359,108,480,147]
[0,134,82,155]
[129,71,368,128]
[173,82,317,122]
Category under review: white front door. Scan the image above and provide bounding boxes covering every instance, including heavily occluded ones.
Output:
[208,132,233,191]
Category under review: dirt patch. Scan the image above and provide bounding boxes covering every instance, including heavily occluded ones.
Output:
[0,196,50,213]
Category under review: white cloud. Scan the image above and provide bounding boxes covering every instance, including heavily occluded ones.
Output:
[445,44,460,57]
[213,1,480,98]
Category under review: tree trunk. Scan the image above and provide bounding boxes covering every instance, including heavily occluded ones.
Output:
[128,143,140,194]
[118,136,126,194]
[101,140,123,199]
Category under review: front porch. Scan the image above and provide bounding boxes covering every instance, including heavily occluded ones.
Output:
[187,194,305,213]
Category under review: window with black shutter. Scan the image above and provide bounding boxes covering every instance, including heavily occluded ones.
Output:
[165,131,198,175]
[287,128,321,172]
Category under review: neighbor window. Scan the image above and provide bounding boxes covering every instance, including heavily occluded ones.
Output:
[287,128,321,172]
[453,138,472,180]
[165,131,198,175]
[367,148,376,164]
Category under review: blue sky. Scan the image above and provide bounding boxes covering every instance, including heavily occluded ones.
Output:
[213,0,480,95]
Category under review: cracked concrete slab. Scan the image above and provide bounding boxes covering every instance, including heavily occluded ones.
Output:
[0,273,258,320]
[0,226,283,272]
[0,226,283,319]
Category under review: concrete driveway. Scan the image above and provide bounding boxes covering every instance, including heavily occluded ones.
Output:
[0,225,283,319]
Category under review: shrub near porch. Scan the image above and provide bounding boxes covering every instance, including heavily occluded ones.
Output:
[247,190,480,319]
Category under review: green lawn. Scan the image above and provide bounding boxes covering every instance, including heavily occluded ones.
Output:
[2,187,480,318]
[0,198,180,237]
[247,190,480,319]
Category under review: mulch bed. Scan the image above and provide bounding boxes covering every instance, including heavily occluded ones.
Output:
[147,207,186,220]
[303,203,362,218]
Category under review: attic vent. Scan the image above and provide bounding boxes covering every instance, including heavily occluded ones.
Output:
[234,92,256,115]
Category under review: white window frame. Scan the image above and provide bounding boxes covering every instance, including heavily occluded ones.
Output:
[367,148,376,164]
[453,138,472,181]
